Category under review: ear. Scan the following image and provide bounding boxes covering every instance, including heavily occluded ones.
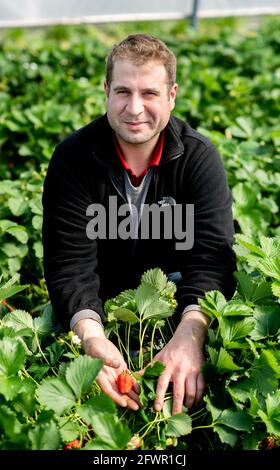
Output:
[169,83,178,110]
[104,80,109,98]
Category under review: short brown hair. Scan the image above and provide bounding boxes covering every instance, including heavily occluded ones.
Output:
[106,34,176,90]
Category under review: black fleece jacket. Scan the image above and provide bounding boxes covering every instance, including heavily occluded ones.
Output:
[42,114,237,330]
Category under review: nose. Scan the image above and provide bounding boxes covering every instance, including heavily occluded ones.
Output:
[126,93,144,115]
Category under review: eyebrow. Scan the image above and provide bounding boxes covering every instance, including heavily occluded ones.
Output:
[112,85,160,94]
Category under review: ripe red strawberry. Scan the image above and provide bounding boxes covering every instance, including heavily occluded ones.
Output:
[63,439,81,450]
[117,370,134,394]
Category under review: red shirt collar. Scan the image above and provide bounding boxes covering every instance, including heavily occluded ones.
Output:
[113,131,164,187]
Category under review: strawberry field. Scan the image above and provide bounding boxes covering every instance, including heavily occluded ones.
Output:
[0,16,280,451]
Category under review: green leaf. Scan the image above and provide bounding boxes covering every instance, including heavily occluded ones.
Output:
[234,272,254,300]
[135,283,173,320]
[217,409,253,432]
[143,361,165,378]
[32,215,43,230]
[255,258,280,282]
[37,377,76,415]
[209,347,241,372]
[249,391,263,417]
[33,309,53,337]
[78,395,116,425]
[88,413,131,450]
[242,433,260,450]
[220,317,255,343]
[0,376,23,401]
[2,309,33,334]
[58,419,80,443]
[27,364,50,381]
[107,307,139,324]
[83,438,116,450]
[0,405,25,443]
[214,424,238,447]
[33,241,43,258]
[258,390,280,434]
[259,236,280,259]
[235,235,265,257]
[0,337,25,376]
[65,356,103,399]
[166,413,192,437]
[252,280,274,305]
[141,268,168,292]
[236,116,254,138]
[233,183,256,208]
[272,281,280,299]
[250,305,280,340]
[8,257,22,274]
[6,225,29,244]
[12,379,37,417]
[250,350,280,395]
[29,421,61,450]
[222,300,253,316]
[228,379,253,404]
[7,197,28,216]
[18,144,33,156]
[1,243,28,259]
[198,291,227,320]
[29,196,43,215]
[0,281,29,302]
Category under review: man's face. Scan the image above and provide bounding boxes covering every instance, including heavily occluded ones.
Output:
[104,59,177,148]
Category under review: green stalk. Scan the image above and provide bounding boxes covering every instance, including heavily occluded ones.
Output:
[158,326,168,345]
[150,321,158,363]
[21,367,40,386]
[138,315,143,369]
[139,320,150,369]
[192,423,214,431]
[34,332,50,366]
[126,323,134,370]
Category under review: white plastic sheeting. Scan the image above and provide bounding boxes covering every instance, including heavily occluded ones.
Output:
[0,0,280,28]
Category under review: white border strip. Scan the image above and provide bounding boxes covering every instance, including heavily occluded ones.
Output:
[0,8,280,29]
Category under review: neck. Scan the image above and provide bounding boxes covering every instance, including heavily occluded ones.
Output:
[116,135,159,175]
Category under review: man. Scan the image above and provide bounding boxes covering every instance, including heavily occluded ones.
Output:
[42,34,236,415]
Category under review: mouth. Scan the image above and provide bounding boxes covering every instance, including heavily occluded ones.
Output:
[124,121,146,127]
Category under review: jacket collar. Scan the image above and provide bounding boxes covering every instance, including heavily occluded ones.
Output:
[91,114,184,168]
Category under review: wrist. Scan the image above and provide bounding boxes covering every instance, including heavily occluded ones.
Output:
[179,311,209,342]
[73,318,105,342]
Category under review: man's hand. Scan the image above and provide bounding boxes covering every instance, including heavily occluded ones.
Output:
[74,319,140,410]
[151,311,208,415]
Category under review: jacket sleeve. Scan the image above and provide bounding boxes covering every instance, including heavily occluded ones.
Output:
[42,144,104,330]
[176,143,237,314]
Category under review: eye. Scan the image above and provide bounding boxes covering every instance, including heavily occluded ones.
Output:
[144,91,158,96]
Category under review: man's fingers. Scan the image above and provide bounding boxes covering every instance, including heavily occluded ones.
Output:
[171,379,185,415]
[132,379,140,394]
[128,388,141,406]
[154,372,171,412]
[102,356,121,368]
[97,375,139,410]
[184,374,197,409]
[195,372,205,405]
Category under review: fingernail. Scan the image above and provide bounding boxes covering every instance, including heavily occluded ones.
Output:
[155,403,161,411]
